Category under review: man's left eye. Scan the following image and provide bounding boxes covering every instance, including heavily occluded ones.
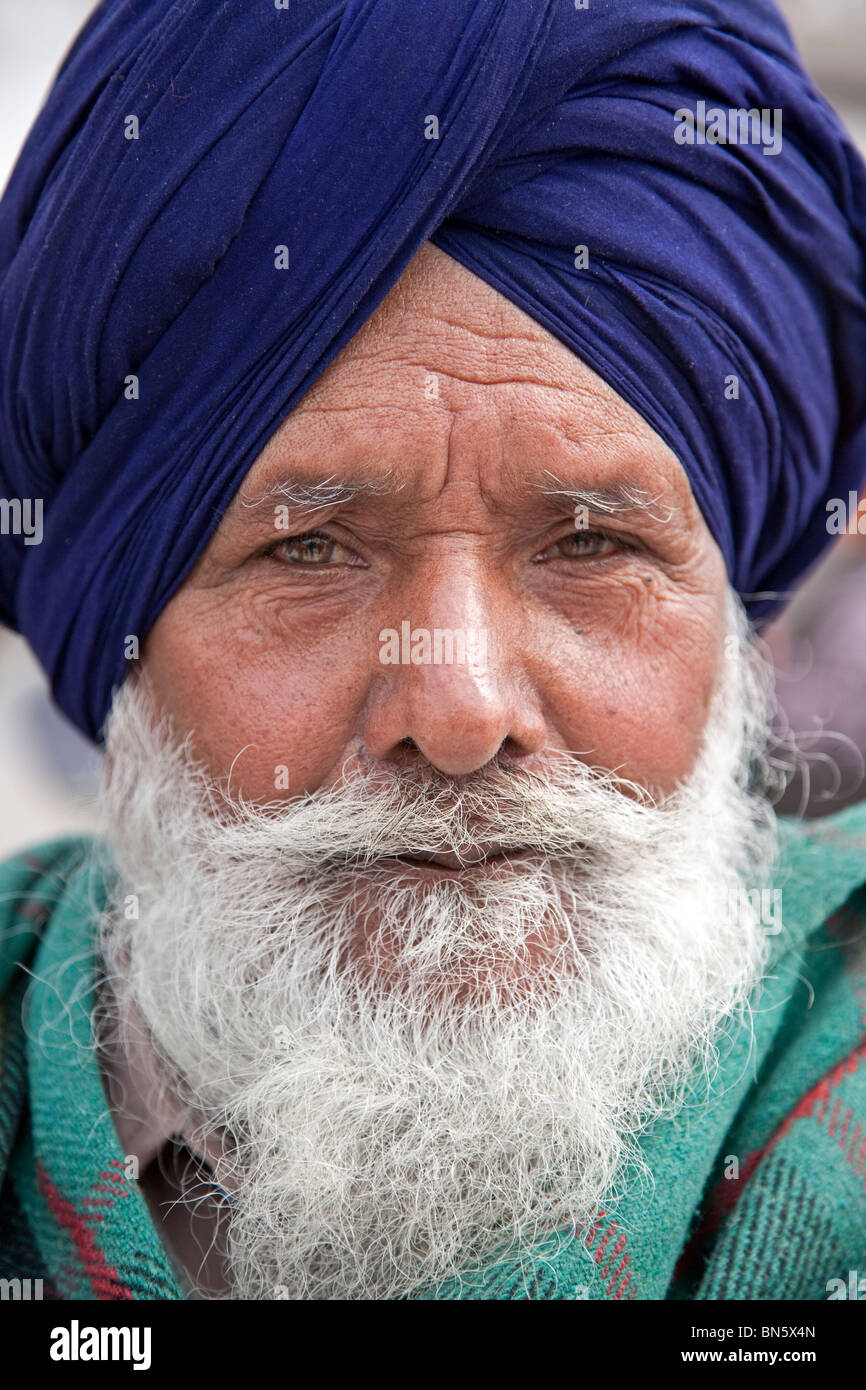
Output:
[536,530,619,561]
[270,531,355,566]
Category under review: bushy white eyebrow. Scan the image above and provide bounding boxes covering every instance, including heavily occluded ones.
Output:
[234,472,400,518]
[232,469,671,524]
[538,472,673,524]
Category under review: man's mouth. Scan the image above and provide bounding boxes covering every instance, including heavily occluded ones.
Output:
[387,846,534,875]
[318,838,591,878]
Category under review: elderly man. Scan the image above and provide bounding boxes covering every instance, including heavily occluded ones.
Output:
[0,0,865,1303]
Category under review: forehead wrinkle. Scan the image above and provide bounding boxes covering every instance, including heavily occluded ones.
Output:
[305,348,588,400]
[422,314,550,347]
[360,328,588,393]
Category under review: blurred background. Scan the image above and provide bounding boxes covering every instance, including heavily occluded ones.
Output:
[0,0,864,856]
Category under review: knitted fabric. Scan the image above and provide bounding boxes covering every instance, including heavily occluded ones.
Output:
[1,806,865,1300]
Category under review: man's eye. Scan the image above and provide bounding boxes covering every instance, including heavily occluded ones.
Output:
[271,531,353,566]
[537,530,620,561]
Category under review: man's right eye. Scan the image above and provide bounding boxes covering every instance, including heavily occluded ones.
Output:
[269,531,355,566]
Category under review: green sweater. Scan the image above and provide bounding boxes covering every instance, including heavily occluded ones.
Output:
[1,807,866,1300]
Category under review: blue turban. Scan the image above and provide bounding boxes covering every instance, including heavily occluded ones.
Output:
[1,0,865,741]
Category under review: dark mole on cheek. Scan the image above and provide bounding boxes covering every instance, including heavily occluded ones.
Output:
[643,574,653,585]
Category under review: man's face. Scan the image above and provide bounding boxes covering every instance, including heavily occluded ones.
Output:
[99,243,771,1300]
[141,243,728,805]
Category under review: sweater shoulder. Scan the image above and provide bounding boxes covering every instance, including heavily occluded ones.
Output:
[0,837,97,999]
[773,800,866,957]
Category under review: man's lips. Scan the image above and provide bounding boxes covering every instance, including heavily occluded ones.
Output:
[320,839,591,875]
[387,846,533,873]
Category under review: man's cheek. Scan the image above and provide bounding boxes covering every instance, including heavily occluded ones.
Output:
[626,666,717,791]
[197,660,365,800]
[141,601,342,795]
[559,649,715,794]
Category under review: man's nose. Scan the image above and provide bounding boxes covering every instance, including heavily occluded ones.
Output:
[360,571,547,775]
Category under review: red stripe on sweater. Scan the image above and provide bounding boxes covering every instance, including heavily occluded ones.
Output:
[837,1106,852,1149]
[828,1097,842,1137]
[583,1212,606,1248]
[846,1121,862,1164]
[594,1222,616,1263]
[675,1038,866,1282]
[580,1212,639,1299]
[605,1252,629,1294]
[600,1232,627,1279]
[37,1162,133,1300]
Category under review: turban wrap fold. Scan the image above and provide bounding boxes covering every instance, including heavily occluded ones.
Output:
[1,0,865,741]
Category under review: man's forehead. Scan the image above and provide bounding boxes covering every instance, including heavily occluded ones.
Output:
[291,243,639,415]
[214,241,700,533]
[225,247,695,528]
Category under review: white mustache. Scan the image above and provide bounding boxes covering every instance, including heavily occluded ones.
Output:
[193,755,674,876]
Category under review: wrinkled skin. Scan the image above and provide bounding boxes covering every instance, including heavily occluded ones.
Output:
[141,243,728,820]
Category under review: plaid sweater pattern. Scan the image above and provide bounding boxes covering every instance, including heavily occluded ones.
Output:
[1,806,866,1301]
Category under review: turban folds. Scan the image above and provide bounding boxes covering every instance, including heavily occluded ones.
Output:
[1,0,865,741]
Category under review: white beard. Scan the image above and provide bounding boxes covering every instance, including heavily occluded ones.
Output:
[96,589,778,1300]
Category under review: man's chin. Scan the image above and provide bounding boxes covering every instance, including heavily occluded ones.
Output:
[319,856,582,1006]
